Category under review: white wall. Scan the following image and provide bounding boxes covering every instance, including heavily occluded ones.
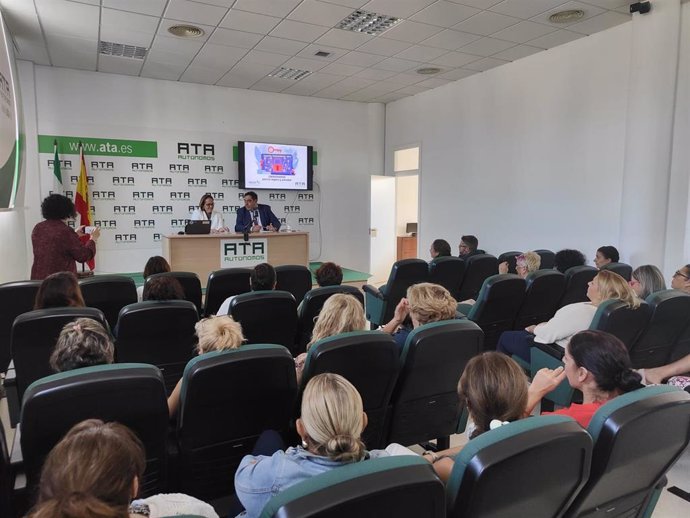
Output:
[14,65,384,276]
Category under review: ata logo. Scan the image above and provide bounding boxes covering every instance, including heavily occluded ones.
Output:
[170,192,190,200]
[113,205,136,214]
[66,220,76,228]
[151,177,172,186]
[171,219,190,227]
[133,191,155,200]
[205,165,223,173]
[70,175,94,184]
[188,178,207,186]
[224,242,265,255]
[298,217,315,225]
[284,205,301,213]
[221,179,239,187]
[153,233,161,242]
[134,219,155,228]
[90,161,114,170]
[177,143,215,161]
[297,193,314,201]
[93,220,117,229]
[278,217,287,224]
[48,159,72,169]
[169,164,190,173]
[92,191,116,200]
[152,206,173,214]
[131,162,154,171]
[222,205,241,213]
[207,192,224,200]
[112,177,135,185]
[63,190,74,198]
[269,193,286,200]
[188,205,197,213]
[115,234,137,243]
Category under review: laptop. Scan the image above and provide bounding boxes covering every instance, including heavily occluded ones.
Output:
[185,221,211,235]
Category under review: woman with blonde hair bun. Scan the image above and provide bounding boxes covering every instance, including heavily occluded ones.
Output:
[234,373,389,518]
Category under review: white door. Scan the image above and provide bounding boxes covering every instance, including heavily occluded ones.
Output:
[370,175,396,285]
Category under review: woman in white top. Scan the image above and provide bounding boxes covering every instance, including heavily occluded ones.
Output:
[191,194,228,232]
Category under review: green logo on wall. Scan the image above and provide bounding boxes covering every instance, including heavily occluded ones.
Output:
[38,135,158,157]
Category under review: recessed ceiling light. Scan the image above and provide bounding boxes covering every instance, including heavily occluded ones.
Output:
[336,9,400,36]
[99,41,147,59]
[267,67,312,81]
[416,67,441,75]
[167,25,205,38]
[314,51,331,57]
[548,10,585,23]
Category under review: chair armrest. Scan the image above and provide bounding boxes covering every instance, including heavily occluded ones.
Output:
[10,424,23,466]
[363,284,384,300]
[532,341,564,360]
[4,366,20,427]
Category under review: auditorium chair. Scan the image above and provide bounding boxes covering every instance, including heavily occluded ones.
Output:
[563,386,690,518]
[600,262,633,281]
[19,363,168,500]
[115,301,198,394]
[145,271,203,315]
[457,274,526,350]
[296,285,364,353]
[259,456,445,518]
[446,415,592,518]
[203,267,251,316]
[428,256,465,299]
[275,265,313,305]
[363,259,428,328]
[300,331,400,449]
[229,291,299,354]
[513,270,566,329]
[0,413,14,518]
[456,254,499,302]
[176,345,298,501]
[386,320,483,449]
[534,249,556,270]
[79,275,137,330]
[558,266,598,308]
[497,251,522,274]
[0,280,41,373]
[589,299,652,351]
[627,290,690,368]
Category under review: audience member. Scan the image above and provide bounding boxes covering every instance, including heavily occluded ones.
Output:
[670,264,690,293]
[554,249,586,273]
[26,419,217,518]
[50,318,114,372]
[294,294,366,382]
[497,270,639,362]
[234,373,389,518]
[594,245,620,269]
[167,315,245,417]
[629,265,666,300]
[217,263,276,315]
[34,271,85,309]
[458,235,480,258]
[382,283,457,352]
[430,239,451,259]
[499,251,541,277]
[138,256,171,300]
[315,262,343,287]
[142,275,185,301]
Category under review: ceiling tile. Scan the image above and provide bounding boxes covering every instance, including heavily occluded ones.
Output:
[579,0,628,8]
[384,73,423,87]
[437,67,477,80]
[371,56,421,72]
[411,1,480,28]
[195,0,236,6]
[491,20,556,43]
[11,40,51,66]
[355,67,397,80]
[315,28,373,50]
[251,76,293,93]
[65,0,99,5]
[420,29,480,51]
[395,45,447,62]
[254,36,308,55]
[526,29,584,48]
[97,53,145,75]
[217,62,274,88]
[158,19,214,43]
[220,9,281,34]
[416,76,451,88]
[207,28,264,49]
[297,44,347,61]
[140,58,187,80]
[164,0,229,26]
[337,51,385,66]
[448,0,502,8]
[44,34,97,70]
[179,64,228,84]
[530,1,605,27]
[288,0,354,26]
[103,0,168,16]
[147,37,202,62]
[567,11,630,34]
[233,0,303,18]
[462,56,508,71]
[319,61,365,75]
[192,42,247,67]
[35,0,99,40]
[380,20,443,44]
[270,20,330,43]
[492,44,542,61]
[313,83,357,98]
[489,0,568,19]
[361,0,436,19]
[396,84,428,95]
[453,11,521,36]
[356,37,412,56]
[281,71,345,94]
[240,49,290,66]
[281,56,329,71]
[329,75,376,90]
[459,36,515,57]
[431,50,479,67]
[101,8,159,48]
[340,91,376,102]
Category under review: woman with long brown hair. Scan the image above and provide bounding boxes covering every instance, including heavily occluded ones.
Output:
[34,271,85,309]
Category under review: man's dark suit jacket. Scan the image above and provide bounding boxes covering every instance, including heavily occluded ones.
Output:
[234,204,281,232]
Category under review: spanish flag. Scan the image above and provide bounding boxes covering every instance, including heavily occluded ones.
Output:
[75,142,95,270]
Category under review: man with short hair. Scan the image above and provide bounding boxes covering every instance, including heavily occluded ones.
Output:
[234,191,281,232]
[458,235,480,258]
[430,239,451,259]
[217,262,276,315]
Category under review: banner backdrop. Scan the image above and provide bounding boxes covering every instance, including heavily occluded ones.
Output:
[37,132,320,272]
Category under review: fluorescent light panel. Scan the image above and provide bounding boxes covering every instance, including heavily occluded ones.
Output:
[336,9,401,36]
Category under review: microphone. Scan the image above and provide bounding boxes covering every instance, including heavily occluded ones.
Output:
[243,220,252,242]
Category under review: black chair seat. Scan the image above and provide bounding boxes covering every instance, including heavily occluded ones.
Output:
[275,265,313,305]
[79,275,137,330]
[146,272,203,314]
[456,254,499,301]
[0,280,41,373]
[230,291,298,354]
[204,268,251,316]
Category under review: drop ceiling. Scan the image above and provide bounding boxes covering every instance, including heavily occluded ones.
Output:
[0,0,632,103]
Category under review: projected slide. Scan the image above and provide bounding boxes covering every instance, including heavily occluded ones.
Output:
[0,13,20,209]
[243,142,309,190]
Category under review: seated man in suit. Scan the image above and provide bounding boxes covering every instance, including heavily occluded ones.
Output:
[458,235,482,259]
[234,191,281,232]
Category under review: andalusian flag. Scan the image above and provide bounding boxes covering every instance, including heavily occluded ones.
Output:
[52,139,63,194]
[75,142,95,270]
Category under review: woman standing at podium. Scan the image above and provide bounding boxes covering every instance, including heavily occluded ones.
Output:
[190,193,228,233]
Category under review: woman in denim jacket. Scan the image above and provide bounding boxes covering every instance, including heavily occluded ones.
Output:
[234,373,389,517]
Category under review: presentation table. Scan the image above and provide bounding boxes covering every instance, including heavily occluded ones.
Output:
[163,231,309,287]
